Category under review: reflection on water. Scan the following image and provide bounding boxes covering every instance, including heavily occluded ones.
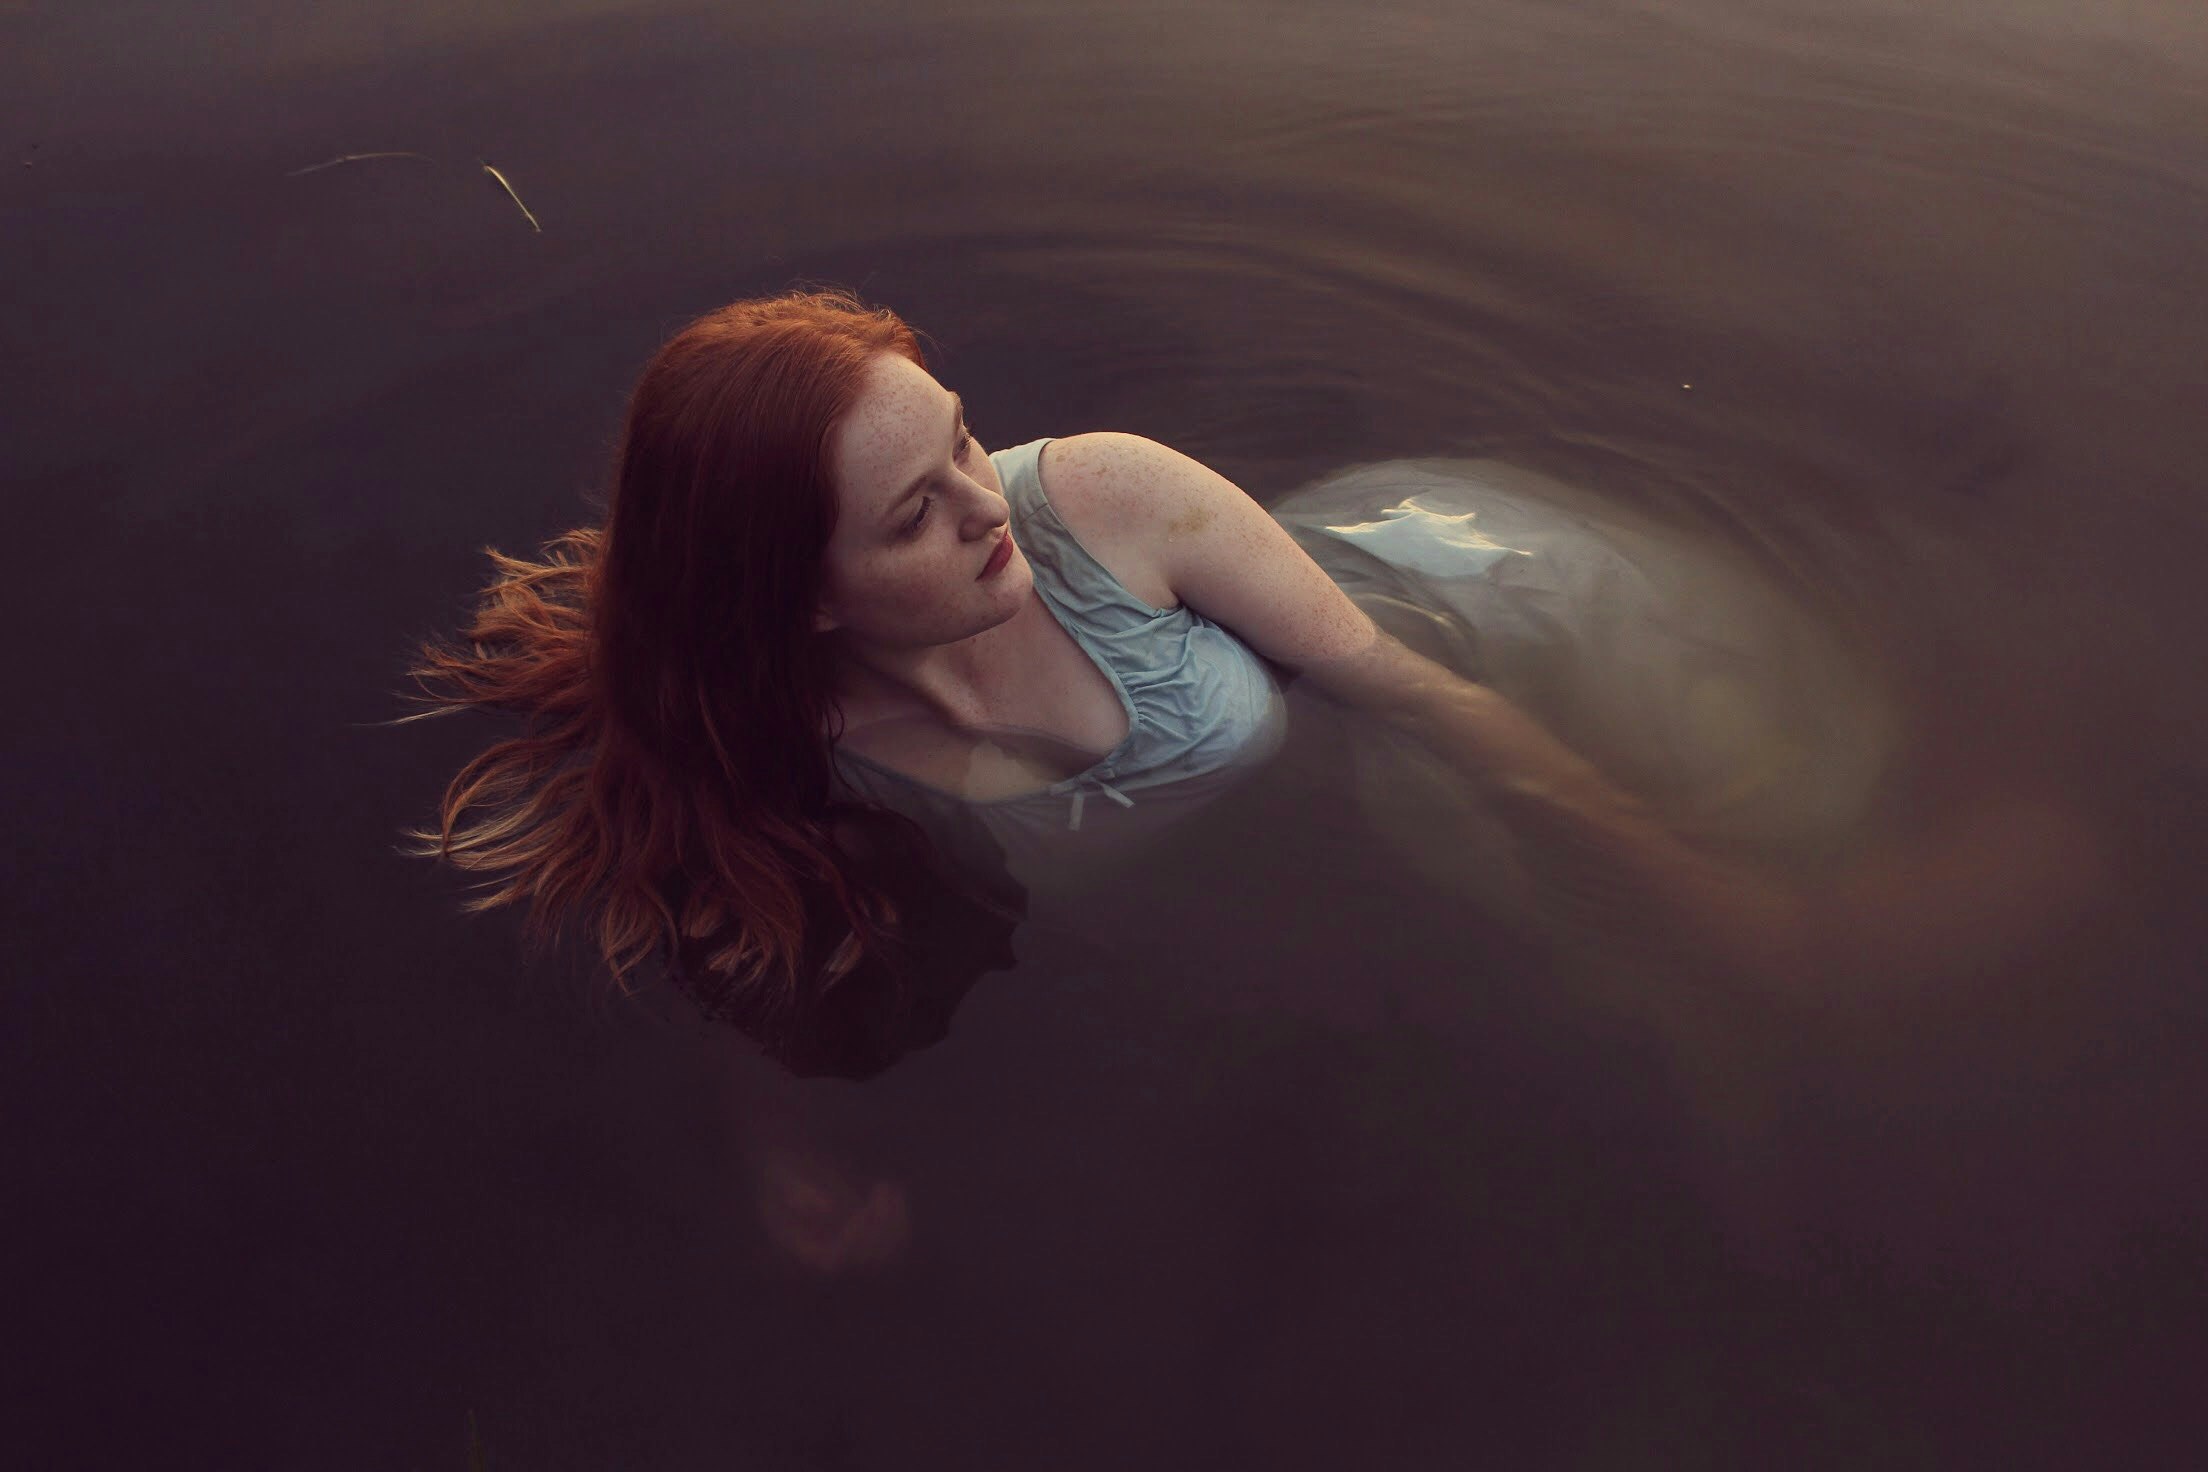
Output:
[10,0,2208,1464]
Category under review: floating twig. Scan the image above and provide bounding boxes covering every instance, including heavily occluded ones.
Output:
[478,159,542,233]
[284,149,544,233]
[285,150,435,177]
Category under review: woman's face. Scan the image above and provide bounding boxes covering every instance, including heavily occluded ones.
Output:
[814,352,1029,648]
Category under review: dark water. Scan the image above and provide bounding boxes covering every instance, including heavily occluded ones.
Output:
[8,1,2208,1466]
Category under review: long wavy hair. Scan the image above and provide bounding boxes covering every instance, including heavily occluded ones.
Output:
[386,286,995,1033]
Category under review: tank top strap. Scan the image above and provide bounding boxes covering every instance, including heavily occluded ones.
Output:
[990,436,1052,517]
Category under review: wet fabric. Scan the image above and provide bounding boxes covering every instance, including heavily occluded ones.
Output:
[1269,457,1905,897]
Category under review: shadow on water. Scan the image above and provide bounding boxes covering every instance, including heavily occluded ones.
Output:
[7,0,2208,1467]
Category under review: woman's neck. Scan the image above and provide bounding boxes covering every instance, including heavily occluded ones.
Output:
[828,589,1043,733]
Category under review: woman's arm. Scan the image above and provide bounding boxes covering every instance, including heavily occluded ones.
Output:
[1366,659,2116,1018]
[1038,432,1811,981]
[1375,674,1814,987]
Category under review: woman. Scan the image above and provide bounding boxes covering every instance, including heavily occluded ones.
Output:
[393,285,2112,1086]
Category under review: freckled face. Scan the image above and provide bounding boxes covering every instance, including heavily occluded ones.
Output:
[814,353,1029,647]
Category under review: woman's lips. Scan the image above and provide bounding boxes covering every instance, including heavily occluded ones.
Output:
[978,532,1013,579]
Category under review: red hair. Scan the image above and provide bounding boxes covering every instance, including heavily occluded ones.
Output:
[386,286,994,1035]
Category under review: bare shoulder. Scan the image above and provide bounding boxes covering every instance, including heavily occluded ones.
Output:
[1037,430,1211,526]
[1033,432,1181,612]
[1037,431,1389,689]
[1034,431,1286,604]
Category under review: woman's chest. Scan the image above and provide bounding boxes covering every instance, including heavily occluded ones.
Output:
[836,599,1132,799]
[833,446,1179,799]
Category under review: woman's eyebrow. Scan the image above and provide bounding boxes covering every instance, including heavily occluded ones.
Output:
[883,392,965,523]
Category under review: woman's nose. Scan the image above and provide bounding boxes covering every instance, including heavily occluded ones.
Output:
[965,482,1011,529]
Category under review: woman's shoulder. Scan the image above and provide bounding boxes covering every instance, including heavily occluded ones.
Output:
[1026,433,1180,614]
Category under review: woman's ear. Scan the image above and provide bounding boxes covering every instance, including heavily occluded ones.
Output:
[813,604,841,634]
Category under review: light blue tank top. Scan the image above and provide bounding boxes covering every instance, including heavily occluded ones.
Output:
[829,436,1290,873]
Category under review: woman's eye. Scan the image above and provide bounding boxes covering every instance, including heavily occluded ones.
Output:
[905,427,975,537]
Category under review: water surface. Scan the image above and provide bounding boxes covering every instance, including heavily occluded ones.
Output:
[7,1,2207,1466]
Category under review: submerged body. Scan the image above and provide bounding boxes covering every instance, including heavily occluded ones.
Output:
[701,340,2102,1078]
[819,424,1902,919]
